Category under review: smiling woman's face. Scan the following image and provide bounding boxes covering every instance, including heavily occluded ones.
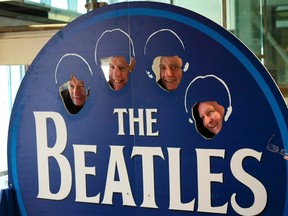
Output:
[198,101,224,135]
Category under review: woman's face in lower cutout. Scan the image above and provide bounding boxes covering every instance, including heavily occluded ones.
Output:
[198,101,224,135]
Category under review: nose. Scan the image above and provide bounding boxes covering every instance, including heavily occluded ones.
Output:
[114,68,122,78]
[74,86,83,96]
[204,116,213,127]
[165,68,173,76]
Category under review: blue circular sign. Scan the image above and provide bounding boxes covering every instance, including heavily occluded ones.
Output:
[8,2,288,215]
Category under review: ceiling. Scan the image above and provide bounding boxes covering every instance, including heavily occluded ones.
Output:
[0,0,79,28]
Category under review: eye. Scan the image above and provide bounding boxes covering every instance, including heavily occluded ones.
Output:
[159,65,166,71]
[207,109,215,116]
[69,83,75,89]
[79,81,85,88]
[171,65,180,71]
[120,66,126,72]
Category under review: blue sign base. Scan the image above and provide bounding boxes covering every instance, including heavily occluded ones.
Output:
[0,187,20,216]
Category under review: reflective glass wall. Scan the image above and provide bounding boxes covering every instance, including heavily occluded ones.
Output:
[0,66,25,189]
[234,0,288,90]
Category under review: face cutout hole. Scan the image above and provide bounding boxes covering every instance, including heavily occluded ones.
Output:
[100,55,136,91]
[192,101,225,139]
[60,74,88,114]
[152,55,183,91]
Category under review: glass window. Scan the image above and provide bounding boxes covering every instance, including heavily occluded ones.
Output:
[51,0,68,10]
[0,65,25,189]
[233,0,288,91]
[26,0,87,13]
[77,0,87,14]
[26,0,41,3]
[174,0,222,25]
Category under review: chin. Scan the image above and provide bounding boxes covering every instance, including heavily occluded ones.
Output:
[214,128,222,135]
[74,101,85,106]
[166,85,178,91]
[114,86,123,90]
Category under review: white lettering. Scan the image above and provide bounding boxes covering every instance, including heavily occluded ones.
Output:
[230,149,267,215]
[113,108,127,135]
[73,144,99,203]
[196,149,228,214]
[102,146,136,206]
[131,146,164,208]
[34,111,72,200]
[145,109,159,136]
[113,108,159,136]
[168,147,195,211]
[129,108,145,136]
[33,112,267,214]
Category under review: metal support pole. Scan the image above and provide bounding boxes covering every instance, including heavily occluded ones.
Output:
[222,0,227,29]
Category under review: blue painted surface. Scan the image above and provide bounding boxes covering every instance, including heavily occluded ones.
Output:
[7,2,288,215]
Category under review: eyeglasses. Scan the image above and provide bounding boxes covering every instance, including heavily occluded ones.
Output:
[266,134,288,156]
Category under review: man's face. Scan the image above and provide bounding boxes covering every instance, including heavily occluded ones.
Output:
[68,75,86,106]
[159,56,183,91]
[108,56,130,90]
[198,101,224,135]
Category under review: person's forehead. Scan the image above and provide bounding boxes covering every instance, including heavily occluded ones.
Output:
[160,56,182,64]
[69,75,84,84]
[199,102,215,110]
[110,56,128,64]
